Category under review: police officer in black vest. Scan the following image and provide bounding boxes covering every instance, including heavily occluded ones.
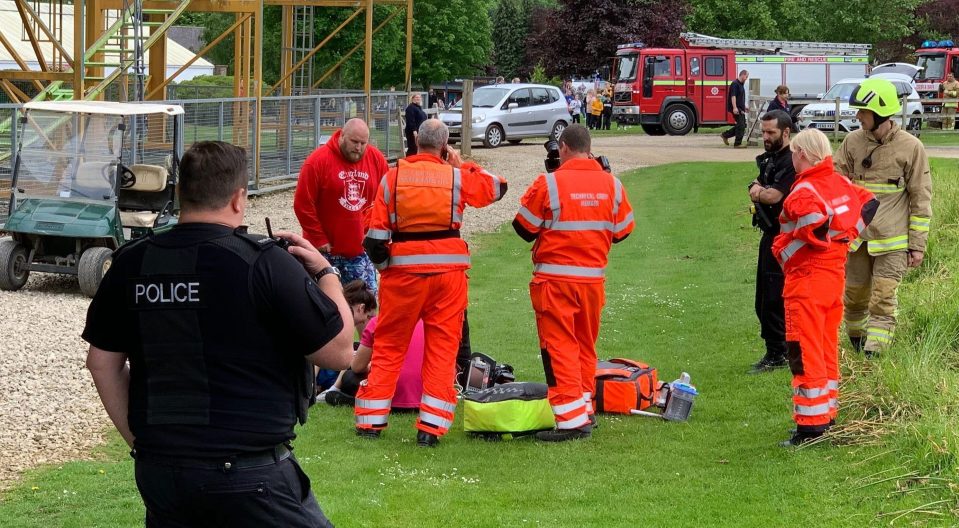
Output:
[747,110,796,373]
[83,141,354,527]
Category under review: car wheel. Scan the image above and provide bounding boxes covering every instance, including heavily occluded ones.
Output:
[78,246,113,298]
[641,124,666,136]
[907,112,922,132]
[483,124,504,148]
[663,105,694,136]
[508,139,522,145]
[0,238,30,291]
[551,120,567,139]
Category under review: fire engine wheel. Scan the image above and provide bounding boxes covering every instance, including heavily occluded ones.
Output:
[0,238,30,291]
[483,124,504,148]
[78,247,114,298]
[663,105,694,136]
[641,124,667,136]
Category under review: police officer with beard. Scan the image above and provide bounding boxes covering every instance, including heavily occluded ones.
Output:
[84,141,354,527]
[747,110,797,373]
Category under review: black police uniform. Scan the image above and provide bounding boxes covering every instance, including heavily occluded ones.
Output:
[753,147,796,361]
[82,223,344,528]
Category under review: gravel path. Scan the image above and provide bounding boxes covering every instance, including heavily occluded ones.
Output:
[1,133,955,490]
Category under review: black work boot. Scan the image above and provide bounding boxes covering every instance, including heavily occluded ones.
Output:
[535,426,592,442]
[849,335,866,352]
[416,431,440,448]
[779,430,824,447]
[355,428,381,439]
[748,342,787,374]
[325,390,355,407]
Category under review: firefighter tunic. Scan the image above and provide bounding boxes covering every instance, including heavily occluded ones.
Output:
[834,123,932,352]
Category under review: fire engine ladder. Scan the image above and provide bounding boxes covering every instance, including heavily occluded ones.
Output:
[680,33,872,56]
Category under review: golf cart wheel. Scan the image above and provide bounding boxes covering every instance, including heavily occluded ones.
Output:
[641,124,666,136]
[483,124,504,148]
[0,238,30,291]
[78,247,114,298]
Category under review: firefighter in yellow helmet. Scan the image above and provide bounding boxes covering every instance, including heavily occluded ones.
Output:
[834,78,932,356]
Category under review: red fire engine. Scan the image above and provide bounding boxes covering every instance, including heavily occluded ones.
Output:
[612,33,871,136]
[914,39,959,114]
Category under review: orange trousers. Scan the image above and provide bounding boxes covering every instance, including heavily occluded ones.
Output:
[530,278,605,430]
[783,259,844,432]
[355,269,467,437]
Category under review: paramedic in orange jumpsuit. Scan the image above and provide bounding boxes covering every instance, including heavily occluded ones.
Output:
[354,119,507,447]
[512,124,635,442]
[772,129,877,447]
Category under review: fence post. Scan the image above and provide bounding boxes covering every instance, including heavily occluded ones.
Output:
[218,101,224,142]
[315,96,322,147]
[833,97,840,142]
[286,98,293,176]
[461,80,473,157]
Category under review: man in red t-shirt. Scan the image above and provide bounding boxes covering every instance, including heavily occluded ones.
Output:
[294,119,389,291]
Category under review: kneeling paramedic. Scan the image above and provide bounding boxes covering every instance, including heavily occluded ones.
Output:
[513,124,635,442]
[355,119,507,447]
[834,78,932,356]
[84,141,355,527]
[772,129,877,447]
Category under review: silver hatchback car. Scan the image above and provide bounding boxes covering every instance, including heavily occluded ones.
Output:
[439,84,570,148]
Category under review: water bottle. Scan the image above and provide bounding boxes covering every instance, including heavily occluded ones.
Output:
[663,373,697,422]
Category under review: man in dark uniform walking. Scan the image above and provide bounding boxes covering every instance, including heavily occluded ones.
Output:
[722,69,750,148]
[747,110,796,373]
[84,141,354,527]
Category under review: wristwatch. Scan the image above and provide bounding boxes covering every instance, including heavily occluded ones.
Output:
[313,266,341,282]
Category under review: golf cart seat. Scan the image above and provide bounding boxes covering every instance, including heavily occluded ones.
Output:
[118,164,174,228]
[73,161,115,199]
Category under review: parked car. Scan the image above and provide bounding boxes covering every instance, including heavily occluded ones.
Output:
[439,84,570,148]
[798,72,923,132]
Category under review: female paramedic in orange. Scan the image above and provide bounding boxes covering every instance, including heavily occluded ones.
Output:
[772,129,877,447]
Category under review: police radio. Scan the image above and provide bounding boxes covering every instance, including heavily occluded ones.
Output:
[265,217,292,250]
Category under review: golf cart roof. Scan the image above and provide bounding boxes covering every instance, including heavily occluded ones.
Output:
[22,101,185,116]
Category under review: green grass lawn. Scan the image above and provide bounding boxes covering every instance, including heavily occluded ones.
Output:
[1,161,955,527]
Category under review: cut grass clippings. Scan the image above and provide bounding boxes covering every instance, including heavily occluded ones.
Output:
[1,160,957,526]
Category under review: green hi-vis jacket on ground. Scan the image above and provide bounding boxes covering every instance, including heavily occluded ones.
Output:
[834,123,932,255]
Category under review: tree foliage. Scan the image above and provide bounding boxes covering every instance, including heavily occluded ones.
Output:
[410,0,494,88]
[527,0,690,77]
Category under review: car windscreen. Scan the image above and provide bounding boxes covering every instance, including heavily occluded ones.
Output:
[822,83,858,102]
[15,110,123,201]
[454,88,509,108]
[616,54,638,82]
[916,54,946,81]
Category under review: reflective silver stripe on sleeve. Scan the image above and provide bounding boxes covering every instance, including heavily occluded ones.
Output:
[854,218,866,234]
[614,212,635,233]
[795,212,826,229]
[545,172,561,226]
[356,415,389,425]
[389,254,471,266]
[613,177,623,216]
[380,175,390,205]
[794,402,831,416]
[517,206,545,226]
[418,411,453,430]
[793,386,831,399]
[421,394,456,413]
[452,168,463,223]
[551,220,615,231]
[556,413,591,430]
[778,239,806,264]
[827,380,839,390]
[551,398,586,416]
[534,263,605,277]
[366,229,392,240]
[781,221,795,233]
[389,213,397,225]
[486,170,502,201]
[356,398,392,410]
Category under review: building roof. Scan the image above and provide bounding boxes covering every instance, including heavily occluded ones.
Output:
[0,0,213,70]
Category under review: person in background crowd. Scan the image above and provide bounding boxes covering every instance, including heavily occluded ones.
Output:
[569,96,582,124]
[404,93,428,156]
[772,129,877,447]
[590,93,603,130]
[601,89,613,130]
[767,85,791,115]
[84,141,354,526]
[721,70,749,148]
[939,73,958,130]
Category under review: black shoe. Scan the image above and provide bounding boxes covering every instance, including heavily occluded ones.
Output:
[748,355,786,374]
[416,431,439,448]
[790,419,835,435]
[779,430,824,447]
[324,390,355,407]
[535,427,592,442]
[721,134,730,146]
[356,428,381,439]
[588,415,599,429]
[849,335,866,352]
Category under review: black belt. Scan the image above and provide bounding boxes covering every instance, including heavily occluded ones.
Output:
[132,443,292,470]
[391,229,460,242]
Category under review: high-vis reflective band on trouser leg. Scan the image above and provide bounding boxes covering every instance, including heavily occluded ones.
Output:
[531,280,604,430]
[415,270,468,436]
[843,244,873,338]
[863,252,907,353]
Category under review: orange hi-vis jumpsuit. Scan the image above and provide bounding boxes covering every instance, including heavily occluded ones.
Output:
[772,157,876,434]
[355,153,506,437]
[513,158,635,430]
